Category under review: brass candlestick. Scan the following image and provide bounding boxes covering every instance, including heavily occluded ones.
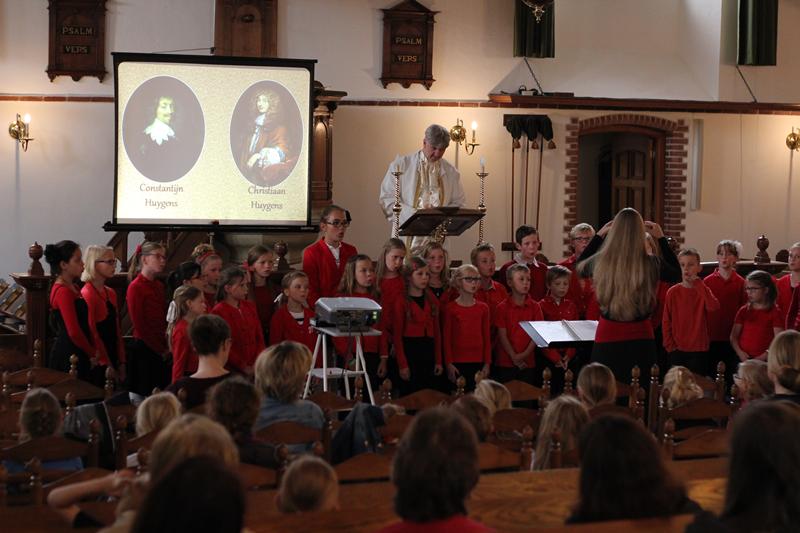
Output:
[392,169,403,238]
[476,171,488,245]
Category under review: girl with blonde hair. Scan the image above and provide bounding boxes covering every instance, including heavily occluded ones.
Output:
[191,243,223,311]
[420,241,452,304]
[168,285,206,383]
[474,379,511,416]
[577,208,679,380]
[662,366,704,407]
[533,395,589,470]
[81,244,126,384]
[734,359,773,404]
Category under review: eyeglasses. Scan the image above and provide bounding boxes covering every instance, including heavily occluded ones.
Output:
[324,219,350,228]
[95,259,119,266]
[462,277,481,283]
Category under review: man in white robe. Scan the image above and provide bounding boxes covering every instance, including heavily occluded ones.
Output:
[379,124,466,250]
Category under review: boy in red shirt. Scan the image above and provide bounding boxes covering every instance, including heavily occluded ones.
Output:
[302,204,357,307]
[498,225,548,300]
[662,249,720,376]
[539,265,580,393]
[494,264,543,385]
[471,243,508,346]
[704,240,747,382]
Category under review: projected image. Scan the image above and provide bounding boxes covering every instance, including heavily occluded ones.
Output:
[230,81,303,187]
[122,76,204,182]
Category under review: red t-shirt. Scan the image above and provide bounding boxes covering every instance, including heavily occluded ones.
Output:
[539,295,579,364]
[704,269,747,342]
[661,282,719,353]
[443,300,491,365]
[212,300,265,372]
[734,304,783,358]
[171,318,198,383]
[378,516,494,533]
[494,296,542,368]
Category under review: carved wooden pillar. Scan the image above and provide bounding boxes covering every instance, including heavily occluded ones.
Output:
[11,245,51,358]
[311,82,347,221]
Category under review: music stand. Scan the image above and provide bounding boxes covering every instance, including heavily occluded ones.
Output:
[399,207,484,239]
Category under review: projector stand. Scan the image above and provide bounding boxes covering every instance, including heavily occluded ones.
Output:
[302,326,378,405]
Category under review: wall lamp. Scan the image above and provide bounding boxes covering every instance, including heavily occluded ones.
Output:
[787,127,800,151]
[450,118,479,155]
[9,113,33,152]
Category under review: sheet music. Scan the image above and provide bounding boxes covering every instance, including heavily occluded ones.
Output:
[520,320,598,348]
[561,320,598,342]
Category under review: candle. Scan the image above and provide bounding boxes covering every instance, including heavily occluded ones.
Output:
[22,114,31,125]
[394,154,403,173]
[480,156,486,174]
[471,121,477,142]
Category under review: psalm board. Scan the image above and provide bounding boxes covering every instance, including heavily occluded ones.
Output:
[380,0,437,90]
[47,0,107,82]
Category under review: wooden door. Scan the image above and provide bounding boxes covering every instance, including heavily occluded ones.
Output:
[611,138,655,221]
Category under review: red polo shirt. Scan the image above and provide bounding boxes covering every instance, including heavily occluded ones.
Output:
[498,258,548,301]
[494,296,543,368]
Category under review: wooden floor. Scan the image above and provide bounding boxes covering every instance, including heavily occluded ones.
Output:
[0,458,727,532]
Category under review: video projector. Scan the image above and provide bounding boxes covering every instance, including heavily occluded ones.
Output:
[314,297,382,332]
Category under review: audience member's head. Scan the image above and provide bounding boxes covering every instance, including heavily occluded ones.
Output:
[576,363,617,408]
[474,379,511,416]
[135,392,181,437]
[534,395,589,470]
[719,401,800,531]
[19,388,62,442]
[391,407,479,523]
[131,456,245,533]
[734,359,774,402]
[189,314,231,357]
[663,366,704,407]
[570,414,690,523]
[254,341,311,404]
[277,456,340,514]
[767,330,800,395]
[451,394,493,442]
[148,414,239,484]
[207,376,260,440]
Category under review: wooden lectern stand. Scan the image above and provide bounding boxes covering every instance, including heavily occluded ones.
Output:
[399,207,484,242]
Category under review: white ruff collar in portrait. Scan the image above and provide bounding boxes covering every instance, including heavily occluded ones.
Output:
[144,119,175,145]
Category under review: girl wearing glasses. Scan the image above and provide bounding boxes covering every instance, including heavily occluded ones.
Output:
[302,205,357,307]
[442,264,491,391]
[81,245,125,385]
[127,241,170,394]
[731,270,783,362]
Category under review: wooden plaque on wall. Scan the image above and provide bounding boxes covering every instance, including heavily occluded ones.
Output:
[380,0,438,90]
[47,0,107,82]
[214,0,278,57]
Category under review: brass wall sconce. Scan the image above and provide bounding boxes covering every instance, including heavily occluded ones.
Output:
[787,127,800,151]
[9,113,33,151]
[450,118,479,155]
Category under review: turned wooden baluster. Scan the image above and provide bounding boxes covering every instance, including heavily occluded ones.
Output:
[647,364,661,433]
[104,367,115,400]
[64,392,76,418]
[26,458,43,505]
[540,367,552,412]
[520,425,534,471]
[274,444,290,485]
[549,428,563,469]
[380,379,392,403]
[354,376,364,404]
[25,370,34,392]
[87,419,101,468]
[114,415,129,470]
[662,418,676,460]
[629,366,641,410]
[715,361,726,401]
[32,339,42,369]
[454,376,466,398]
[68,354,79,378]
[563,369,574,395]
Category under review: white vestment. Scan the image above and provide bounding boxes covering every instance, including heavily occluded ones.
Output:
[378,150,466,250]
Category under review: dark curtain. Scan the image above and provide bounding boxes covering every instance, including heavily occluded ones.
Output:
[738,0,778,66]
[514,0,554,58]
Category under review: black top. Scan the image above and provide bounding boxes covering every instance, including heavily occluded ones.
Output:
[410,294,427,309]
[566,495,701,524]
[236,431,279,469]
[167,373,232,409]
